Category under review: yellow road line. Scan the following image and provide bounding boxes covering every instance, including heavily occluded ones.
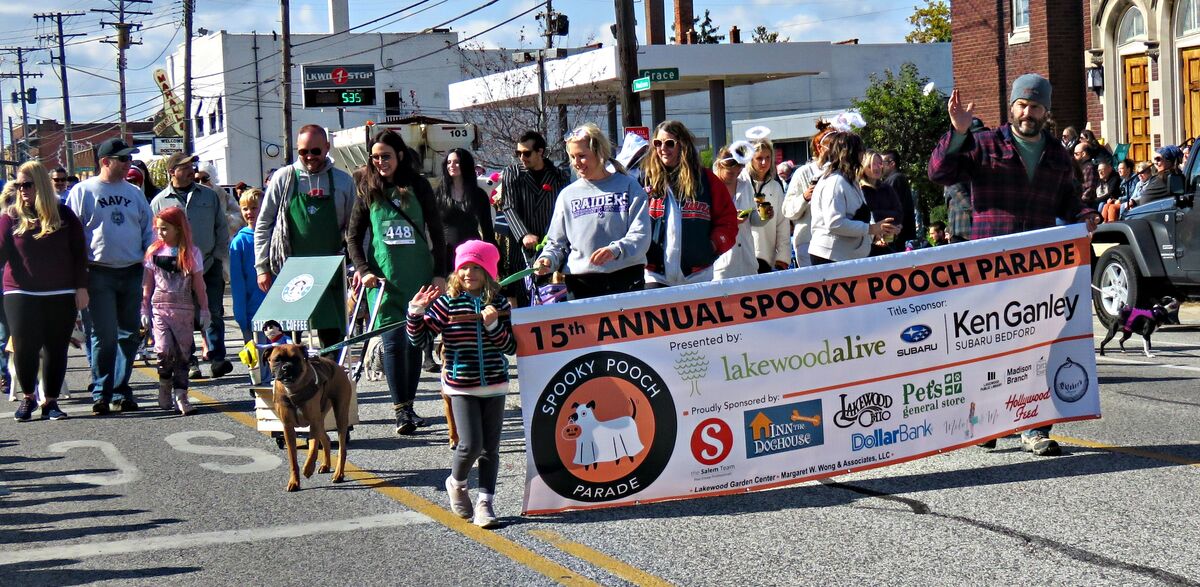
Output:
[1051,434,1200,467]
[529,530,675,587]
[137,365,597,586]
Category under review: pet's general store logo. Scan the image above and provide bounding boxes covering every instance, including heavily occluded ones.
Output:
[531,351,677,502]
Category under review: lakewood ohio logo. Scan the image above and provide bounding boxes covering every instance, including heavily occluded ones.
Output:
[531,351,677,503]
[743,399,824,459]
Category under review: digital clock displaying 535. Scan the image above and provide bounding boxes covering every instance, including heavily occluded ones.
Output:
[303,87,377,107]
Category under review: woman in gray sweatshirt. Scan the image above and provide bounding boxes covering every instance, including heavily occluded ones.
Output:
[534,123,650,300]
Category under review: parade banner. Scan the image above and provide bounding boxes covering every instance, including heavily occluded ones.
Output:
[514,225,1100,514]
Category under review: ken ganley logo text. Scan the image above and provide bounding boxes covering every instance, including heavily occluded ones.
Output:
[743,400,824,458]
[531,351,677,502]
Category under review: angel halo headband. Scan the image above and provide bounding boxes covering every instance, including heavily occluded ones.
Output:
[745,125,771,141]
[726,140,754,166]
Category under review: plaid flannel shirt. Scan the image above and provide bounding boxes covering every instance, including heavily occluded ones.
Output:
[928,124,1089,240]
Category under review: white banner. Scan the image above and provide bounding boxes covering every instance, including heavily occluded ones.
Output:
[514,225,1100,514]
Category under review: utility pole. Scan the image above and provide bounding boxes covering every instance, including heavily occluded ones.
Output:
[0,47,45,163]
[281,0,294,159]
[644,0,666,127]
[35,11,86,174]
[613,0,641,128]
[94,0,152,141]
[252,32,266,183]
[535,0,554,136]
[183,0,194,153]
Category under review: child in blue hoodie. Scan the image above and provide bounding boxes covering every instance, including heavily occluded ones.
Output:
[230,188,266,343]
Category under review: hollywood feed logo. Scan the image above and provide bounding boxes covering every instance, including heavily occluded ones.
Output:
[743,400,824,459]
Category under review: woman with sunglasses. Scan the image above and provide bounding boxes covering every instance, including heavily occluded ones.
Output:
[711,146,758,280]
[640,120,738,287]
[346,129,447,435]
[808,132,899,265]
[741,139,792,272]
[0,161,89,422]
[1133,145,1184,206]
[782,119,835,268]
[534,124,649,299]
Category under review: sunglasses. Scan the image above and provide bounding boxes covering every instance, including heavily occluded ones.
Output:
[195,175,210,182]
[718,158,744,168]
[652,139,678,150]
[298,147,323,157]
[52,177,67,183]
[514,149,536,158]
[12,181,34,190]
[369,153,393,161]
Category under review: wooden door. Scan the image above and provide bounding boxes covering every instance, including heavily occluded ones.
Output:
[1123,55,1151,164]
[1182,47,1200,144]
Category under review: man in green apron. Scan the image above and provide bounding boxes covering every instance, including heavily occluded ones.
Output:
[253,124,356,348]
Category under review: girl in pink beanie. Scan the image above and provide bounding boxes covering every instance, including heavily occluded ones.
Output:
[407,239,515,528]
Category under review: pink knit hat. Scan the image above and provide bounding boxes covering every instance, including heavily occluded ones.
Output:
[454,240,500,281]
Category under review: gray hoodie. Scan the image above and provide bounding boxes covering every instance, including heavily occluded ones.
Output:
[66,176,155,268]
[538,173,650,275]
[253,158,355,276]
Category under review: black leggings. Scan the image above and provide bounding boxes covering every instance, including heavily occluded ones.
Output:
[564,264,645,300]
[4,293,76,400]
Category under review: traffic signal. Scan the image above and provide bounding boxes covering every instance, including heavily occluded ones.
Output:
[25,88,36,104]
[10,91,16,105]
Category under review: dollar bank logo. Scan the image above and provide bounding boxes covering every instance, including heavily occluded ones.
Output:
[743,400,824,459]
[675,350,709,396]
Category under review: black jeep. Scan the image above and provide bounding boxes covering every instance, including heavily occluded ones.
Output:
[1091,160,1199,327]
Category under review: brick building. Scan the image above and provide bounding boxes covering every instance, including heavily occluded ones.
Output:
[6,120,154,178]
[954,0,1200,167]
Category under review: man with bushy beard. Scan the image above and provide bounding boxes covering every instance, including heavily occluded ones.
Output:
[927,73,1099,457]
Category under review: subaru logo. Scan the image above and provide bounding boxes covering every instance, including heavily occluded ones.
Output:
[900,325,932,344]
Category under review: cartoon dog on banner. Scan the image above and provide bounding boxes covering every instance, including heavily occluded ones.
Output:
[564,399,644,470]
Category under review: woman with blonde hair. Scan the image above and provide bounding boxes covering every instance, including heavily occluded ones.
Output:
[808,133,899,264]
[535,123,650,299]
[859,149,903,255]
[711,146,757,279]
[640,120,738,287]
[741,139,792,272]
[0,161,89,421]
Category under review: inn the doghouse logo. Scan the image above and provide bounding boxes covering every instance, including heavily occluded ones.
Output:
[1053,357,1090,402]
[743,399,824,459]
[531,351,677,502]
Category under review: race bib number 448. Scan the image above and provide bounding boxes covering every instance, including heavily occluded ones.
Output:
[382,219,416,246]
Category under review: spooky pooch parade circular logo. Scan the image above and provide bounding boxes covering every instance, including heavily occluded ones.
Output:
[532,351,677,503]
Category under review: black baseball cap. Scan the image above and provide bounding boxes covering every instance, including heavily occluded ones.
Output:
[97,137,136,159]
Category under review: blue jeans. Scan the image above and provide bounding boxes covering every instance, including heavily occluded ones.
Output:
[199,261,227,362]
[88,264,145,402]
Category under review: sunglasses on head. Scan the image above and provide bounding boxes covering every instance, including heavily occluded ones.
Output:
[652,138,678,150]
[514,149,536,158]
[298,147,323,157]
[12,181,34,190]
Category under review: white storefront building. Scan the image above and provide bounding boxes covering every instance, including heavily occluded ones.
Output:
[166,27,462,186]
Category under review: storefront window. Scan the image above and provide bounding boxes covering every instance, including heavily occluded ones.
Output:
[1119,6,1147,45]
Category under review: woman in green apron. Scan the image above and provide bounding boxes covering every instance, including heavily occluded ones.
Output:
[347,129,447,435]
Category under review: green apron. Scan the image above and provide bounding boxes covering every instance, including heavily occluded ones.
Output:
[286,168,343,330]
[368,187,434,327]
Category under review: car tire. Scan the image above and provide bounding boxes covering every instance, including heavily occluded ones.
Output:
[1092,245,1142,328]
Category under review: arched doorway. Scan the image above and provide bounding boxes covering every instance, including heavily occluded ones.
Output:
[1118,6,1151,163]
[1178,0,1200,142]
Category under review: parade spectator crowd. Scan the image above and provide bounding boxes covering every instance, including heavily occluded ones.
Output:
[0,71,1189,525]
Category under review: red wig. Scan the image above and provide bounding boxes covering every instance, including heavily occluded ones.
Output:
[146,206,199,273]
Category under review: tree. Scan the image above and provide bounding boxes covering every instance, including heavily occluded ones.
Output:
[673,10,725,44]
[906,0,951,43]
[851,62,947,225]
[751,26,789,44]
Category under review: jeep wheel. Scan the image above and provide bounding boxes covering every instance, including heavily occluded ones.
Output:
[1093,245,1141,328]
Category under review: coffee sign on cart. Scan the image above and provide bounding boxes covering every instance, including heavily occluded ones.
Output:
[513,225,1100,514]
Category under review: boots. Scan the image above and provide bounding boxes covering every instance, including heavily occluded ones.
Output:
[395,402,416,435]
[157,379,173,410]
[174,389,193,415]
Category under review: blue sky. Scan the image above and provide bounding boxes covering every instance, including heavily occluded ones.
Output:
[0,0,921,139]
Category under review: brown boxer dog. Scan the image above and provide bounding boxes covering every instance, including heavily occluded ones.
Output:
[268,344,352,492]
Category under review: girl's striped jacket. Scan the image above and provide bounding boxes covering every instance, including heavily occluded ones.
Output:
[407,292,516,393]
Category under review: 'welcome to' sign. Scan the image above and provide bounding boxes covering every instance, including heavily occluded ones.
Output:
[513,225,1100,514]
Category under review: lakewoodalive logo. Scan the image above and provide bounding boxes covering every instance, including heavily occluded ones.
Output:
[721,336,887,381]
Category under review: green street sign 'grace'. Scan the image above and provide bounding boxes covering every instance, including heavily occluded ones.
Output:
[638,68,679,82]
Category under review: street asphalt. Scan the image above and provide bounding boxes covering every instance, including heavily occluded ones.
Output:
[1,302,1198,586]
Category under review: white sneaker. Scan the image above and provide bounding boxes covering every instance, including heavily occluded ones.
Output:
[473,499,498,528]
[445,477,471,519]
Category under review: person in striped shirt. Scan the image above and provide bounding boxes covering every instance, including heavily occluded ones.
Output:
[407,240,515,528]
